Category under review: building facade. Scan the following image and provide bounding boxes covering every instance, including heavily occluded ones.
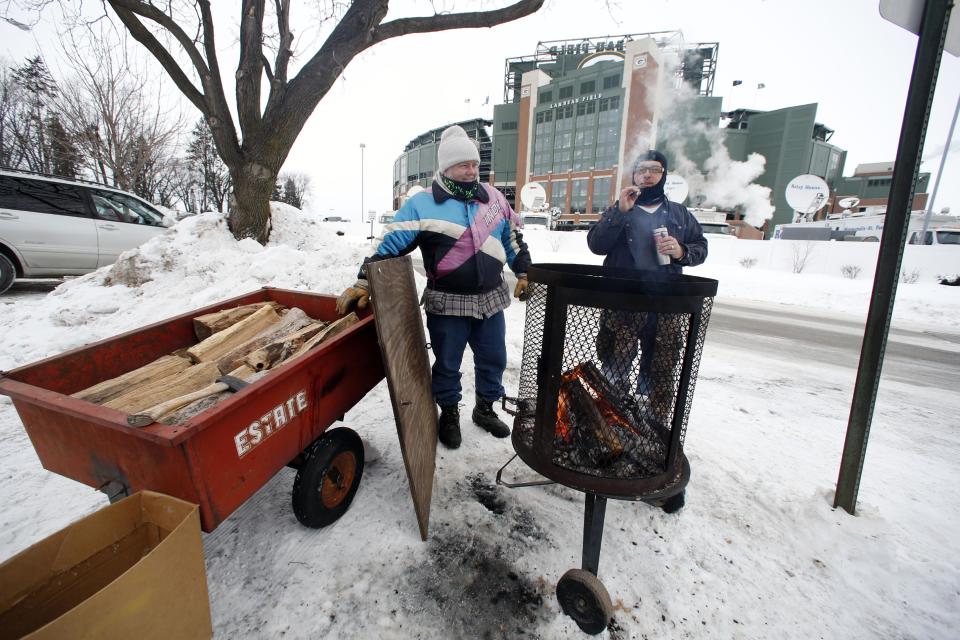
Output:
[392,32,929,238]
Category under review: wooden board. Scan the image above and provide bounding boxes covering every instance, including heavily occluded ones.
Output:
[367,255,437,541]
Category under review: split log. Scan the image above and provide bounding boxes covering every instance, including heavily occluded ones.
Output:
[186,305,282,364]
[193,301,280,340]
[158,369,269,425]
[215,307,314,374]
[282,312,360,366]
[563,377,624,466]
[71,354,192,405]
[126,366,257,427]
[244,322,328,371]
[103,361,221,414]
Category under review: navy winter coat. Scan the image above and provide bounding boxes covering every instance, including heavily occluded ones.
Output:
[587,200,708,273]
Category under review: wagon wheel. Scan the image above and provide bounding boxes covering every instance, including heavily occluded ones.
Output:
[292,427,364,528]
[556,568,613,635]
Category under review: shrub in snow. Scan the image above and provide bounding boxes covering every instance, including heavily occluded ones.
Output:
[548,234,562,252]
[901,268,921,284]
[739,256,758,269]
[791,242,815,274]
[841,264,861,280]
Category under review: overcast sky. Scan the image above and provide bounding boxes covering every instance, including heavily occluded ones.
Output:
[3,0,958,224]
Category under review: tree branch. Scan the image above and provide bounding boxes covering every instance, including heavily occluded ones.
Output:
[371,0,545,43]
[107,0,242,166]
[237,0,266,143]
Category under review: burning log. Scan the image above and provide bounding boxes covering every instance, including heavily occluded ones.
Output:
[559,377,624,467]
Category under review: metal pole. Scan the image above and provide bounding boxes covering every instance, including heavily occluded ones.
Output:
[920,89,960,241]
[834,0,952,514]
[360,143,366,233]
[581,493,607,577]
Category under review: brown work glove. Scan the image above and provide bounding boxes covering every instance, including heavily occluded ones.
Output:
[335,280,370,315]
[513,275,529,300]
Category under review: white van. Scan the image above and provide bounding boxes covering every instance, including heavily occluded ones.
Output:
[0,169,173,294]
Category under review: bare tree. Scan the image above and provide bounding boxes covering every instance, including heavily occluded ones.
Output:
[54,28,183,196]
[86,0,546,243]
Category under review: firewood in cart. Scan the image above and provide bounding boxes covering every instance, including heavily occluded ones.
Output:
[71,354,192,404]
[192,301,281,340]
[127,372,254,427]
[102,361,221,414]
[186,304,283,363]
[244,321,329,371]
[215,307,314,374]
[158,367,268,425]
[281,312,359,366]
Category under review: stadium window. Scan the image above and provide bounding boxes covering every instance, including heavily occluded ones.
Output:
[536,112,544,124]
[559,85,573,99]
[580,80,595,94]
[609,96,620,110]
[501,121,517,130]
[599,98,609,112]
[540,90,552,103]
[603,75,620,89]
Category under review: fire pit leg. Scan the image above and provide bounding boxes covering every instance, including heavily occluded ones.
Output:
[558,494,613,635]
[581,493,607,576]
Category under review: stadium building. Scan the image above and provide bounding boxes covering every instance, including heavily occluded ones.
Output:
[392,32,929,238]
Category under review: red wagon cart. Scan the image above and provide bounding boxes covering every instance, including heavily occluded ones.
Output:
[0,287,385,532]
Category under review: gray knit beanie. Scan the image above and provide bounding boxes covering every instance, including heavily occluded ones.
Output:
[437,125,480,173]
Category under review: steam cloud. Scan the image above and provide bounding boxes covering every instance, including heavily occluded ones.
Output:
[629,46,776,227]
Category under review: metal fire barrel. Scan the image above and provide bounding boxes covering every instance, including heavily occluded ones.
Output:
[512,263,718,500]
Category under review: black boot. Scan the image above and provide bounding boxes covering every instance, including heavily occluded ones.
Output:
[472,396,510,438]
[438,404,462,449]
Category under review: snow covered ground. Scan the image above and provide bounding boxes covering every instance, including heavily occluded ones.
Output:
[1,206,958,639]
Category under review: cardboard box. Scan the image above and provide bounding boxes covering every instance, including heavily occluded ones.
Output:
[0,491,212,639]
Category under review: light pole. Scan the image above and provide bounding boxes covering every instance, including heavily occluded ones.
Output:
[359,143,365,232]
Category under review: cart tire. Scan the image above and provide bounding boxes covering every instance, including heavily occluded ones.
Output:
[292,427,364,528]
[556,568,613,635]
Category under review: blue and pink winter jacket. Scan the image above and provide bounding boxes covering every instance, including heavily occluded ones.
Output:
[359,182,531,294]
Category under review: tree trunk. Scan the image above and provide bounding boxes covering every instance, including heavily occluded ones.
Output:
[229,163,276,243]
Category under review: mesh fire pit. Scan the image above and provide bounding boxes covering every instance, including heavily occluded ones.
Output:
[498,263,717,634]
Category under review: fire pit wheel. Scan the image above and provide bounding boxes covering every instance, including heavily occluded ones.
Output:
[292,427,365,528]
[557,568,613,635]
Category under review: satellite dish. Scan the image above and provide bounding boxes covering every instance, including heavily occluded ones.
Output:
[406,185,425,198]
[838,197,860,209]
[785,175,830,213]
[664,175,689,204]
[520,182,547,210]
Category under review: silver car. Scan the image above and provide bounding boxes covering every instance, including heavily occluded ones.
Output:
[0,170,173,294]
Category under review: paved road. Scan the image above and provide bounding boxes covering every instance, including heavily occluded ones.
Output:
[708,299,959,389]
[415,261,959,390]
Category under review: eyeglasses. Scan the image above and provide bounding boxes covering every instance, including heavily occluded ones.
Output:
[635,165,664,175]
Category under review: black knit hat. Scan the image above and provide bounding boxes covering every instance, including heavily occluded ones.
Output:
[631,149,668,205]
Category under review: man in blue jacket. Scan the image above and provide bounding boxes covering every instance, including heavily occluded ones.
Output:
[587,150,706,513]
[337,125,531,450]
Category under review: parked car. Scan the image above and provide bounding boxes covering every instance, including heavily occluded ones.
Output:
[0,169,173,294]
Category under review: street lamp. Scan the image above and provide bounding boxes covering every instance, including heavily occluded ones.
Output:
[359,143,366,232]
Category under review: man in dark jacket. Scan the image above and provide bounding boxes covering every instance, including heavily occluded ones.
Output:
[336,125,531,450]
[586,150,707,513]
